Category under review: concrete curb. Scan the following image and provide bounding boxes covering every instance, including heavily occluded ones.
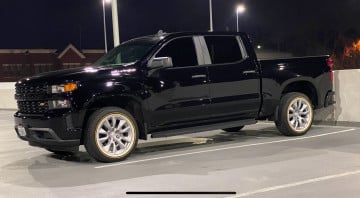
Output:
[314,120,360,128]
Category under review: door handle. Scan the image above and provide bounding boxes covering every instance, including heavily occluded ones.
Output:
[191,74,207,79]
[243,70,257,74]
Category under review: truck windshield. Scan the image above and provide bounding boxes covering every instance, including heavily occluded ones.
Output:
[93,37,159,66]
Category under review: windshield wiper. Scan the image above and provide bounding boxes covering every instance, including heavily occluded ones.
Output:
[103,61,137,67]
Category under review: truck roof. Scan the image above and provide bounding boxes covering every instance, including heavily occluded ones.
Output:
[129,31,249,43]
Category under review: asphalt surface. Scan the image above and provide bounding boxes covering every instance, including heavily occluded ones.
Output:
[1,110,360,198]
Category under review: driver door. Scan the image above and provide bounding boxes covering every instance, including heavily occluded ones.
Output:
[144,36,211,131]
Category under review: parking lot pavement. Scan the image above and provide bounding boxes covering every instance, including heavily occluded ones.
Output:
[1,110,360,198]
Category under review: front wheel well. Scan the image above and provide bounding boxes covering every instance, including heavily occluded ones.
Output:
[80,97,147,144]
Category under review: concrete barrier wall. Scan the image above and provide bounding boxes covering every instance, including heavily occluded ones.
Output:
[333,69,360,122]
[0,82,16,110]
[1,69,359,123]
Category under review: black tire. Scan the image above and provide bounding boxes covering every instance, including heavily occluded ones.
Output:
[223,126,244,132]
[275,92,314,136]
[84,107,139,163]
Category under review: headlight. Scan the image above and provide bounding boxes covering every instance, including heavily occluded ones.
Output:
[48,100,71,109]
[51,83,77,93]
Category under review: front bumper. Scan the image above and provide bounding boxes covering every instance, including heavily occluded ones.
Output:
[14,112,83,149]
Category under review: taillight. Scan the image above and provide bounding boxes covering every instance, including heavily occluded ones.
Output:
[327,58,334,81]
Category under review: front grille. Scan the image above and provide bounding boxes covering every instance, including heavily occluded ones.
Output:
[15,84,49,114]
[15,84,48,100]
[17,101,49,114]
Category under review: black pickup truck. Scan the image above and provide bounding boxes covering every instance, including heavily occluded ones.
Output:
[14,32,335,162]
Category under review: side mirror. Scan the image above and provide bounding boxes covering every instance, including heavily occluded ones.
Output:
[149,57,173,68]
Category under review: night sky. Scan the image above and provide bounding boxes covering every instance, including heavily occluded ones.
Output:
[1,0,360,55]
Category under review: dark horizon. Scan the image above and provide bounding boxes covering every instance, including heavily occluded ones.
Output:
[1,0,360,56]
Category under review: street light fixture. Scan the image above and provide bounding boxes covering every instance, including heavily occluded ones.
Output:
[102,0,111,53]
[236,4,246,32]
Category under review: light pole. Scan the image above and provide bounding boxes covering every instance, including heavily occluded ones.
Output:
[111,0,120,47]
[209,0,213,32]
[236,4,246,32]
[102,0,111,53]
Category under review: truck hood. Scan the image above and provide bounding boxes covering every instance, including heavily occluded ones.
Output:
[16,64,138,85]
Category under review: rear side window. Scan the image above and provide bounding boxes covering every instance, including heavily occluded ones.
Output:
[205,36,243,64]
[156,37,198,67]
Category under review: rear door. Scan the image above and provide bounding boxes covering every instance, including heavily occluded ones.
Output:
[145,36,211,130]
[204,35,261,121]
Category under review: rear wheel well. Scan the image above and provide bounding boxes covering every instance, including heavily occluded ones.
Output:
[80,97,147,144]
[281,81,318,108]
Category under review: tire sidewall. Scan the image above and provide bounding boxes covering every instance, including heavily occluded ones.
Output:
[278,92,314,136]
[85,107,139,162]
[286,96,313,134]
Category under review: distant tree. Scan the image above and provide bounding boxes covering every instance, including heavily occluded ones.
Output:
[332,28,360,70]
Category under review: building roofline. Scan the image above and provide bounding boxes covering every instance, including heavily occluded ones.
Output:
[0,49,57,54]
[58,44,85,59]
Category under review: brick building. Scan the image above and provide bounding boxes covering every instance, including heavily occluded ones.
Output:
[0,44,105,82]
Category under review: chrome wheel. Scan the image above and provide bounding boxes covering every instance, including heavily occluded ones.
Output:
[95,113,136,158]
[287,97,312,132]
[275,93,313,136]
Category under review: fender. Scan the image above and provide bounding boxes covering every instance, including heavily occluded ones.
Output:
[280,77,319,107]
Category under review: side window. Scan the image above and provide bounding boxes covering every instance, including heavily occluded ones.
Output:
[204,36,243,64]
[156,37,198,67]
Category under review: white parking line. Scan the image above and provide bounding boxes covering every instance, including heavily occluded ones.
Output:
[258,122,357,128]
[95,128,356,169]
[226,170,360,198]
